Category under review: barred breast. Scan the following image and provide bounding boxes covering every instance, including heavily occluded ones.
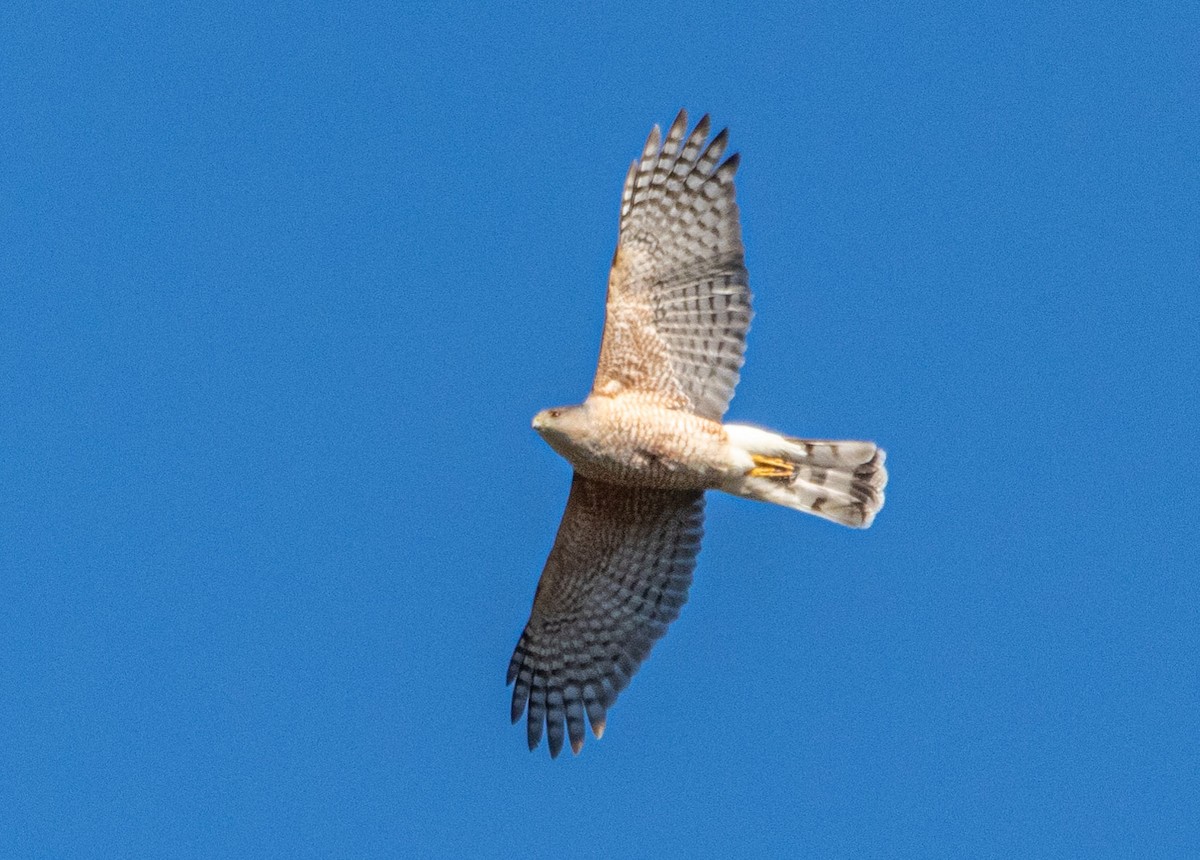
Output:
[569,394,732,490]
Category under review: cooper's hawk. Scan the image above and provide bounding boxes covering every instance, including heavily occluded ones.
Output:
[508,111,887,757]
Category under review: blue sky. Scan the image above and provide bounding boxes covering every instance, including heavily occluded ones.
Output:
[3,2,1197,856]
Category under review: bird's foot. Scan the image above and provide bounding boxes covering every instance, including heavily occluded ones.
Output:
[747,455,795,479]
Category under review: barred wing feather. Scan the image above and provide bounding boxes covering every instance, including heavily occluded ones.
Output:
[507,474,705,757]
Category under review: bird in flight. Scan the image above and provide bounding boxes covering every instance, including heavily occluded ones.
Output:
[508,110,887,757]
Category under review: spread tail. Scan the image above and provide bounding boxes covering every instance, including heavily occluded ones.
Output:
[723,424,887,528]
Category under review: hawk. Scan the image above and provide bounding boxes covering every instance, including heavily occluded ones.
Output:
[508,111,887,757]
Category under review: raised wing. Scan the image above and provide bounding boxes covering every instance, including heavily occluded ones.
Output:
[592,110,752,421]
[507,474,705,757]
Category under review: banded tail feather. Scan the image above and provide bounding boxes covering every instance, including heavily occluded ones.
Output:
[723,423,887,528]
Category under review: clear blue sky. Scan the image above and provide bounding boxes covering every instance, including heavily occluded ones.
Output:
[3,2,1197,857]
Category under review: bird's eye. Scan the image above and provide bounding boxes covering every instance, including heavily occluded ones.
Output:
[548,409,561,419]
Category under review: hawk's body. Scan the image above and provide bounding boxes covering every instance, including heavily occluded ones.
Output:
[509,111,888,757]
[536,394,729,490]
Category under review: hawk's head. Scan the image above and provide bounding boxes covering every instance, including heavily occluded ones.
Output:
[532,404,591,456]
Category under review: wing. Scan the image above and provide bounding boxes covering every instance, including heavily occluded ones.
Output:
[592,110,753,421]
[507,474,705,757]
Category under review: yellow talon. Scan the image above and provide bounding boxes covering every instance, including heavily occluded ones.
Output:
[747,455,795,479]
